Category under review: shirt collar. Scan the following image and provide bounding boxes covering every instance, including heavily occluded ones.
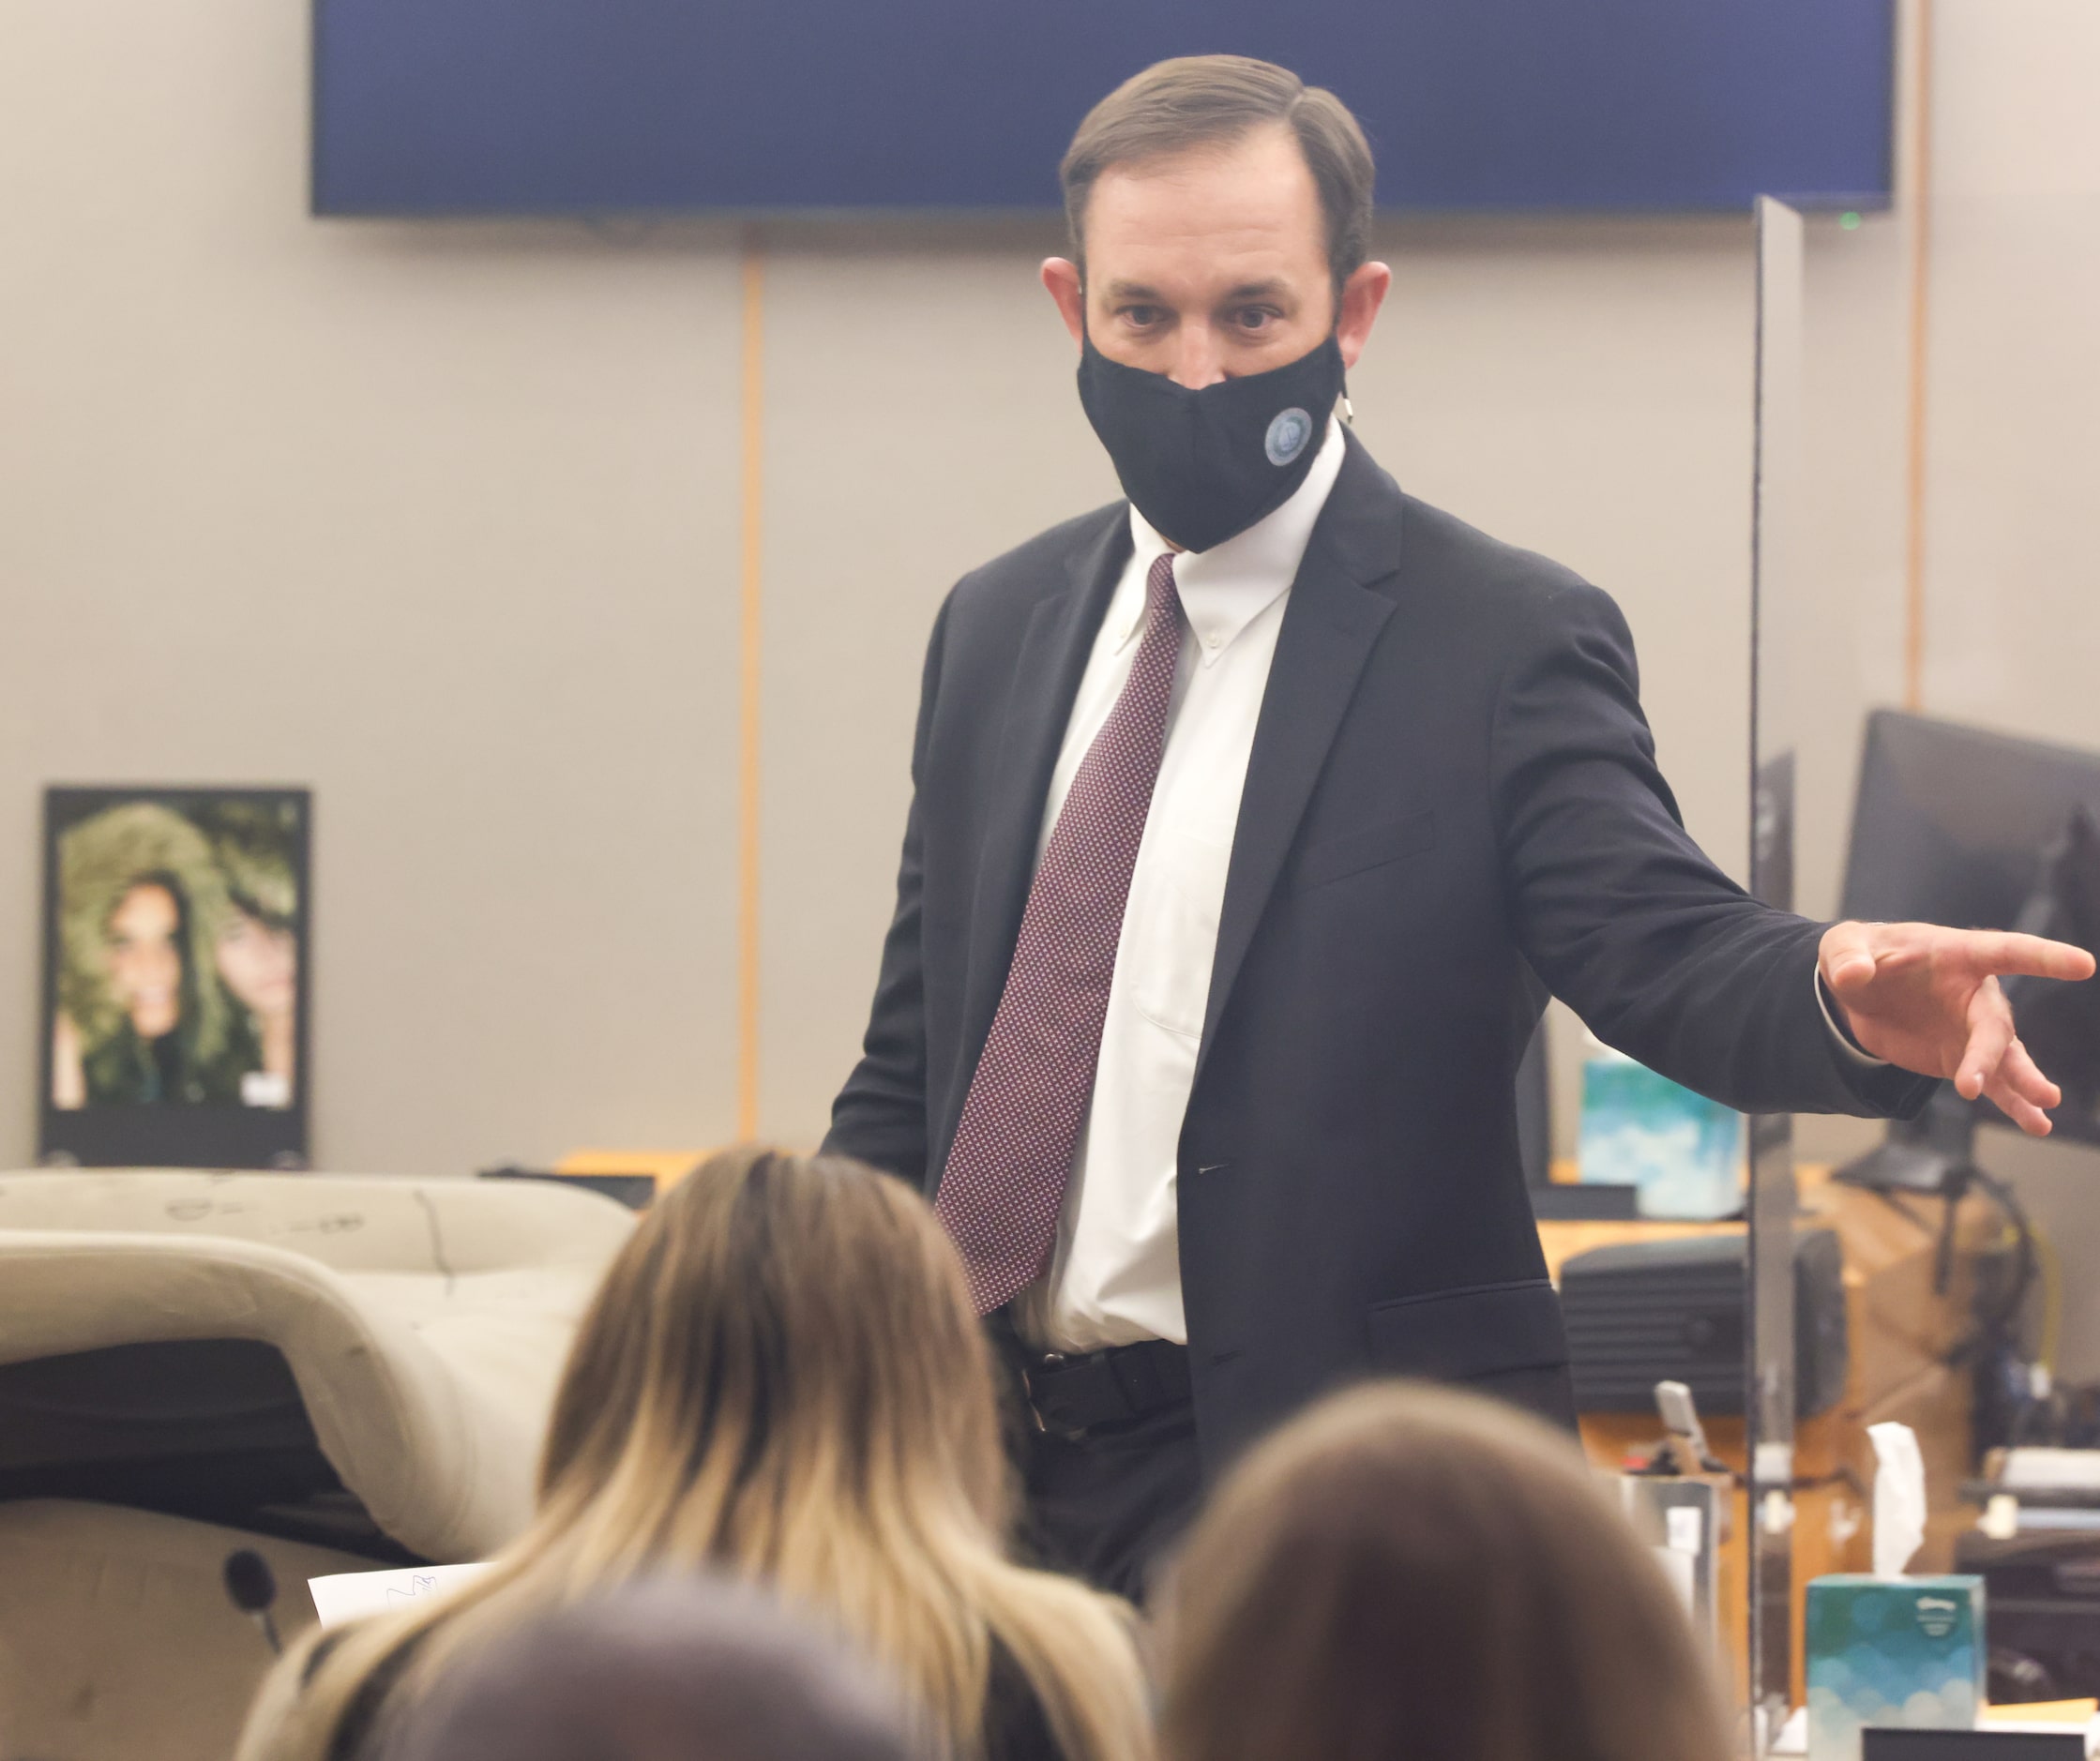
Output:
[1121,415,1348,665]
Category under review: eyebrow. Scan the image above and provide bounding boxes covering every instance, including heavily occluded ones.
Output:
[1218,278,1292,302]
[1099,278,1295,304]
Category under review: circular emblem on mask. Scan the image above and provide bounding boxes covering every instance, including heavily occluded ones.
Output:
[1264,406,1313,467]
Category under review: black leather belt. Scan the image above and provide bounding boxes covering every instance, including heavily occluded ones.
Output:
[1022,1339,1191,1439]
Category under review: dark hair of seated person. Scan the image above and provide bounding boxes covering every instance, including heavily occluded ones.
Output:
[367,1575,921,1761]
[1156,1381,1732,1761]
[234,1147,1151,1761]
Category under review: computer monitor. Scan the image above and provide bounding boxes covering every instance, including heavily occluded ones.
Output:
[1837,711,2100,1184]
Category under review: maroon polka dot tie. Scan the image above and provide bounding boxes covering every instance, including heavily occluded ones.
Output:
[936,551,1186,1316]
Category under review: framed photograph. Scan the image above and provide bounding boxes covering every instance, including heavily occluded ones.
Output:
[39,787,311,1169]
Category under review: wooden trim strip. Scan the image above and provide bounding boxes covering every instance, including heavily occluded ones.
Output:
[1903,0,1934,713]
[736,228,764,1138]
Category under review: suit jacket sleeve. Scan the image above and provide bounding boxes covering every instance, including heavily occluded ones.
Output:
[821,596,952,1187]
[1491,579,1935,1119]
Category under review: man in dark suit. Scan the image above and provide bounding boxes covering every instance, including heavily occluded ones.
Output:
[823,55,2091,1598]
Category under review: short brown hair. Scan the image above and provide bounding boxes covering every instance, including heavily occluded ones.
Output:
[1060,55,1376,293]
[1159,1382,1732,1761]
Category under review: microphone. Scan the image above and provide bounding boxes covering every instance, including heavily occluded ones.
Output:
[223,1548,283,1656]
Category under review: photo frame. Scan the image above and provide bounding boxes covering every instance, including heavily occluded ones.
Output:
[38,787,312,1169]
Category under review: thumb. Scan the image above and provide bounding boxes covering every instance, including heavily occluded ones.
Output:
[1821,921,1880,994]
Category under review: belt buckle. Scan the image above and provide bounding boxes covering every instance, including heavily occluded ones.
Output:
[1022,1352,1082,1439]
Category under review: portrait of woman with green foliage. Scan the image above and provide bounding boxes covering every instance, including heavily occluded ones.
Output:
[50,796,303,1111]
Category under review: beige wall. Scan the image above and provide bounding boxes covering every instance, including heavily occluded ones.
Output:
[1780,0,2100,1377]
[0,2,748,1175]
[3,1,2097,1359]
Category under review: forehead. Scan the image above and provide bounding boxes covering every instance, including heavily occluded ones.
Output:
[112,882,177,924]
[1080,124,1326,288]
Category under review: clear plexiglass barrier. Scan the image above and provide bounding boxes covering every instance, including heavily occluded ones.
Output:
[1748,196,1805,1749]
[1748,183,2100,1752]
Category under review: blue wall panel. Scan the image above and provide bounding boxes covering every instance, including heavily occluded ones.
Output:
[312,0,1894,216]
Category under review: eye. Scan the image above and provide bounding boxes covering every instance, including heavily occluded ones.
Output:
[1231,305,1283,333]
[1117,304,1164,329]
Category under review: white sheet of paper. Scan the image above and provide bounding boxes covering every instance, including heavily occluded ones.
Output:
[308,1562,492,1628]
[1768,1705,1808,1755]
[1652,1543,1697,1612]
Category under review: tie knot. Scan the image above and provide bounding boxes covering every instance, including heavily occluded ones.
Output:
[1144,550,1180,626]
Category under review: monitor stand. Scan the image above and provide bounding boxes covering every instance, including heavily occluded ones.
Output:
[1836,1086,2001,1304]
[1835,1086,1977,1196]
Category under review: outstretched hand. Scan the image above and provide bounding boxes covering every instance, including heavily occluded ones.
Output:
[1820,921,2096,1135]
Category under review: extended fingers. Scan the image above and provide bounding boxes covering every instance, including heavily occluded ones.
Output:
[1964,997,2062,1136]
[1995,1035,2063,1112]
[1956,987,2014,1101]
[1987,1062,2056,1136]
[1959,929,2097,983]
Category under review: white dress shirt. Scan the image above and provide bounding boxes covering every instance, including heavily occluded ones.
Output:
[1019,419,1348,1353]
[1016,417,1867,1353]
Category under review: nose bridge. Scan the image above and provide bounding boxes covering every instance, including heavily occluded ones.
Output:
[1171,315,1227,390]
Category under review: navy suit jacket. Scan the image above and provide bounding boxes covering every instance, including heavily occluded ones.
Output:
[824,430,1932,1467]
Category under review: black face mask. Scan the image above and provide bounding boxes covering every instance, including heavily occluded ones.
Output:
[1076,331,1346,553]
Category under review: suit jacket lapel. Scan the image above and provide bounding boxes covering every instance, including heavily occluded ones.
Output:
[945,509,1131,1166]
[1196,433,1405,1082]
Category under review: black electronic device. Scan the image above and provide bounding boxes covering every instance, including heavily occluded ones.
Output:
[1528,1183,1643,1222]
[479,1166,657,1211]
[1955,1526,2100,1702]
[1836,712,2100,1193]
[1863,1733,2082,1759]
[1515,1016,1549,1192]
[1513,1017,1645,1219]
[222,1548,283,1655]
[1558,1229,1848,1417]
[2007,807,2100,1133]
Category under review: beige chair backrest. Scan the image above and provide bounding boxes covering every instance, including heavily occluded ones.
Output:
[0,1170,636,1560]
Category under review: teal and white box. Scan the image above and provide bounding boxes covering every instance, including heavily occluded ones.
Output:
[1577,1046,1742,1220]
[1805,1574,1986,1761]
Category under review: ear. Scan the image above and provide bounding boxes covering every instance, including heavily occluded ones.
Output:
[1335,261,1392,371]
[1042,257,1086,349]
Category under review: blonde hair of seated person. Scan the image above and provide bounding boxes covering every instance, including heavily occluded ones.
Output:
[1158,1381,1731,1761]
[237,1147,1152,1761]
